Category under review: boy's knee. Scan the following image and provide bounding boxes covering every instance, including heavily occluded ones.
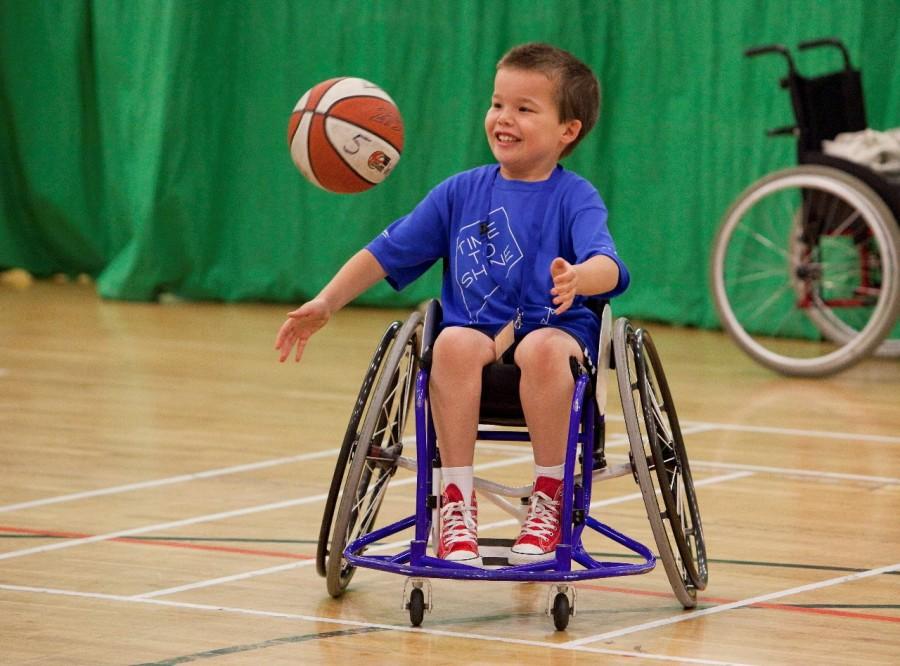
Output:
[432,326,494,369]
[514,329,581,374]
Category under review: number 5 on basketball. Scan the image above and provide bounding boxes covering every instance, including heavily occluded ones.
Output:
[342,133,372,155]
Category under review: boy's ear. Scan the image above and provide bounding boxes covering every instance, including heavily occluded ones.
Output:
[560,119,582,145]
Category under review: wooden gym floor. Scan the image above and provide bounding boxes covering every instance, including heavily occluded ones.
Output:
[1,280,898,665]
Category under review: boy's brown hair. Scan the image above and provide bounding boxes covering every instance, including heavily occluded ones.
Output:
[497,43,600,157]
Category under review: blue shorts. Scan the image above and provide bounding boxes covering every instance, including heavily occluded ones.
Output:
[440,323,595,366]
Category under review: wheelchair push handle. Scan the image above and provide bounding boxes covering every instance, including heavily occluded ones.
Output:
[744,43,797,75]
[797,37,853,70]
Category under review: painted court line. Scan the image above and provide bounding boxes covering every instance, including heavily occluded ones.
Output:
[0,583,749,666]
[2,416,890,517]
[679,419,900,444]
[688,460,900,485]
[599,451,900,485]
[129,454,536,599]
[0,453,534,562]
[0,495,329,561]
[134,470,753,599]
[0,449,338,514]
[563,562,900,647]
[479,470,753,531]
[130,561,312,599]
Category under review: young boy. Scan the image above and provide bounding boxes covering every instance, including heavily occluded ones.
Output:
[276,43,629,566]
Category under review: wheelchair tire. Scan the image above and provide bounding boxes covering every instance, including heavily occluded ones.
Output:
[407,587,426,627]
[615,318,707,608]
[315,320,402,578]
[711,165,900,376]
[325,311,422,598]
[551,592,571,631]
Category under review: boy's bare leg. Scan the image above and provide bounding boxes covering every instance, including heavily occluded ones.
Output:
[515,328,583,466]
[429,327,496,467]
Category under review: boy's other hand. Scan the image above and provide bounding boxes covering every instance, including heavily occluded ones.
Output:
[275,298,332,363]
[550,257,577,315]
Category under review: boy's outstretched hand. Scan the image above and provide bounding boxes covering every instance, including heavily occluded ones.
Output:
[550,257,578,315]
[275,298,332,363]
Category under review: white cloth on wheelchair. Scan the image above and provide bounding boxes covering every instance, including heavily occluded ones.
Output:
[822,128,900,183]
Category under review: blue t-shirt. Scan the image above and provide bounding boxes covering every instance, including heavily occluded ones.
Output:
[366,164,629,359]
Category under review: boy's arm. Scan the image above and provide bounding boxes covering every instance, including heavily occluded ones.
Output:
[275,249,387,362]
[550,255,619,315]
[314,248,388,312]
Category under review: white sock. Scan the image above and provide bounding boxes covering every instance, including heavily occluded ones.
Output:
[534,463,564,481]
[442,466,474,503]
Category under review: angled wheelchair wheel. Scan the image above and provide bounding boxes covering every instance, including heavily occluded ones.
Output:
[325,311,422,597]
[711,165,900,376]
[615,318,707,608]
[316,320,402,577]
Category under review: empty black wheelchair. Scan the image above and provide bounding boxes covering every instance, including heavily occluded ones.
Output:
[315,299,707,630]
[711,38,900,376]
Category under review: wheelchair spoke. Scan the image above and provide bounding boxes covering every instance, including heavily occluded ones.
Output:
[745,284,791,323]
[824,207,862,238]
[356,469,392,540]
[727,265,792,286]
[744,227,792,261]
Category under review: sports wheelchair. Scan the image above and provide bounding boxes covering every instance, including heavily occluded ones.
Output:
[315,299,707,631]
[711,38,900,376]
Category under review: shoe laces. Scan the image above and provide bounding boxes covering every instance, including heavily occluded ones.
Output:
[440,499,477,547]
[520,490,560,540]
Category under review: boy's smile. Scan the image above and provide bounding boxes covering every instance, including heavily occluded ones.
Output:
[485,67,581,182]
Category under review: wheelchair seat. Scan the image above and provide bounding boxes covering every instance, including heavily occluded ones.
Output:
[800,150,900,222]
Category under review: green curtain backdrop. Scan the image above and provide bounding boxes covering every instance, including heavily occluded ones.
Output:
[2,0,898,327]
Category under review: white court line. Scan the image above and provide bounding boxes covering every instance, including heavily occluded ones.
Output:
[0,449,338,514]
[601,453,900,485]
[480,471,753,531]
[563,561,900,647]
[0,453,534,562]
[130,453,536,599]
[688,460,900,485]
[2,416,892,516]
[134,470,753,599]
[0,495,328,561]
[0,583,750,666]
[678,419,900,444]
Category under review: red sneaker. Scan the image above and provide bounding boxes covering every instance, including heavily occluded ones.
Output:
[437,483,481,566]
[509,476,563,564]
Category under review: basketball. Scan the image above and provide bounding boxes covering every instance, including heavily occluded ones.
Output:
[287,77,404,193]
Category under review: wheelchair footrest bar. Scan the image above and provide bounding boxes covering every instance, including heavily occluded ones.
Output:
[344,514,658,582]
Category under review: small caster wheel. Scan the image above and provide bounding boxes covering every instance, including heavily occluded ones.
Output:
[546,584,576,631]
[552,592,570,631]
[402,577,431,627]
[408,587,425,627]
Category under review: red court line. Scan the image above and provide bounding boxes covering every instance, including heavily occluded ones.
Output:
[0,525,312,560]
[4,525,896,624]
[580,582,900,624]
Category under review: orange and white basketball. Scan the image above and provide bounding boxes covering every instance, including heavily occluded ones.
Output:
[287,77,404,194]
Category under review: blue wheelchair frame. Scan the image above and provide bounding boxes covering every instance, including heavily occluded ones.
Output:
[318,300,706,628]
[344,362,655,582]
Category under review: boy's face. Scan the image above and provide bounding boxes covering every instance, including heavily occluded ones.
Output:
[485,67,581,181]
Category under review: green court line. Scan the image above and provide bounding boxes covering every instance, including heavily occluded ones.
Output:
[131,626,385,665]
